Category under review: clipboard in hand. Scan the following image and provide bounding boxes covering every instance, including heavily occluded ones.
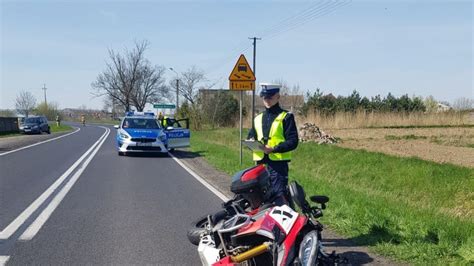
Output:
[242,140,265,151]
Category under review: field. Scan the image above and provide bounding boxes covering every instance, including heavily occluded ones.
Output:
[293,111,474,168]
[328,126,474,168]
[189,128,473,264]
[296,110,472,129]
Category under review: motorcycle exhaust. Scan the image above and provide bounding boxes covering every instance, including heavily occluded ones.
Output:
[231,242,271,263]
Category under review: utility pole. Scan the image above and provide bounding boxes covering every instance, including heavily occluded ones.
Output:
[169,68,179,116]
[248,37,261,122]
[41,84,48,106]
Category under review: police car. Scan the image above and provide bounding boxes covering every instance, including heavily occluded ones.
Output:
[114,112,190,156]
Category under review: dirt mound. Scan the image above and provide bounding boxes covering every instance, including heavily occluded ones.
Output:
[299,123,338,144]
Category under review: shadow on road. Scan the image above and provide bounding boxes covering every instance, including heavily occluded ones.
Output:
[123,152,170,158]
[338,251,374,265]
[170,149,204,159]
[323,238,375,264]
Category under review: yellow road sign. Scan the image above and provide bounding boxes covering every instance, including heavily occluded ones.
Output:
[229,54,255,91]
[229,54,256,81]
[230,81,255,91]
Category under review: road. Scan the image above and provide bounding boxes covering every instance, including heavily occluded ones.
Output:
[0,124,222,265]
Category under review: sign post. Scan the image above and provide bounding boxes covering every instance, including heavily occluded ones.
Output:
[228,54,256,165]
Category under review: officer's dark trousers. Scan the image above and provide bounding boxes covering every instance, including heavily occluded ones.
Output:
[266,162,289,205]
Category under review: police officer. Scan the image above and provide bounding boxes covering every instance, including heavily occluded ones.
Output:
[56,114,61,127]
[247,83,299,206]
[158,112,169,128]
[80,114,85,126]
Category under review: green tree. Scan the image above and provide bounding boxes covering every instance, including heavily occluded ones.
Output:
[200,90,239,128]
[423,95,438,112]
[35,102,59,120]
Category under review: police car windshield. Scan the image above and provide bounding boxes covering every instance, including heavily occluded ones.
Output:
[122,118,160,129]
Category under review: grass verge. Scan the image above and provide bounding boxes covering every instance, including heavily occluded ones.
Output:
[0,131,21,138]
[50,124,73,133]
[190,128,473,264]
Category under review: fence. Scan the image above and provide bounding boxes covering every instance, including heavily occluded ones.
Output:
[0,117,19,133]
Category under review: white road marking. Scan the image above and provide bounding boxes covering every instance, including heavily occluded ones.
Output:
[0,256,10,266]
[19,127,110,240]
[0,127,108,240]
[169,153,230,202]
[0,127,80,156]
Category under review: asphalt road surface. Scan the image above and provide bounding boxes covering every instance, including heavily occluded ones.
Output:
[0,124,222,265]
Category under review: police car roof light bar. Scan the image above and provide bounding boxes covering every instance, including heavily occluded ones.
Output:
[125,111,155,117]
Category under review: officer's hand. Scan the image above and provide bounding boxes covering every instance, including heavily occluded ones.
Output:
[263,145,274,154]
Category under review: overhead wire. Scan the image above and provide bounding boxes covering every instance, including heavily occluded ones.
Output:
[203,2,330,76]
[256,0,332,37]
[262,0,351,41]
[203,0,352,83]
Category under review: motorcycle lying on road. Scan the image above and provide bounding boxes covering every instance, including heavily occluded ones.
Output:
[187,164,346,265]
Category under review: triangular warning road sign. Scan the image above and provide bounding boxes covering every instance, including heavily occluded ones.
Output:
[229,54,256,81]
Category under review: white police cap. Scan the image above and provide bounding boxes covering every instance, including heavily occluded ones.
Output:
[259,83,281,97]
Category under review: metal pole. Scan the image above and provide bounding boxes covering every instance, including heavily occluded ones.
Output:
[248,37,261,124]
[176,79,179,115]
[239,91,243,165]
[252,38,256,122]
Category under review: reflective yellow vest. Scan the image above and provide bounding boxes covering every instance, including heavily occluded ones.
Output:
[162,116,168,127]
[253,111,292,161]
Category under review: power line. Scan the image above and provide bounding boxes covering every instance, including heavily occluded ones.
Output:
[262,0,351,41]
[204,0,351,81]
[258,0,335,37]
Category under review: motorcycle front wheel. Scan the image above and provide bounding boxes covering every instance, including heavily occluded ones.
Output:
[187,209,228,246]
[298,230,320,265]
[187,216,209,246]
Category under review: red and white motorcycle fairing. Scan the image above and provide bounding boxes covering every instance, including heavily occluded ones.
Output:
[198,204,304,266]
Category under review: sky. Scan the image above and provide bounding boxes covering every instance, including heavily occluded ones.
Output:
[1,0,472,110]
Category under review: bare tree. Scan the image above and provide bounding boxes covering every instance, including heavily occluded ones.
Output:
[132,63,168,111]
[92,40,168,112]
[179,66,207,105]
[15,90,37,117]
[452,97,474,110]
[273,78,290,95]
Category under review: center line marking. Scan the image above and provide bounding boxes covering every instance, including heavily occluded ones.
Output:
[20,127,110,240]
[0,127,108,240]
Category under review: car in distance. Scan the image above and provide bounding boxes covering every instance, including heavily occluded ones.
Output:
[20,116,51,134]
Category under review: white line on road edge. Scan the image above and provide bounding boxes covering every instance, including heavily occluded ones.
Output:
[19,127,110,240]
[0,256,10,266]
[0,127,108,240]
[0,127,80,157]
[169,153,230,202]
